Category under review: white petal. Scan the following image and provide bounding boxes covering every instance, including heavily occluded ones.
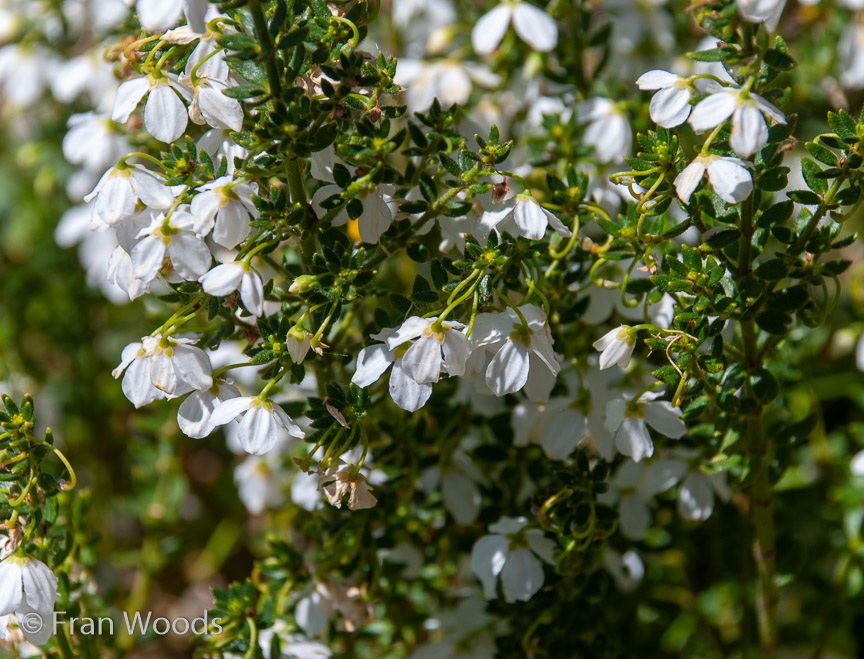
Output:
[636,69,680,90]
[144,83,188,143]
[351,345,393,388]
[122,358,164,408]
[525,530,557,564]
[688,90,736,133]
[729,104,767,157]
[197,85,244,132]
[678,472,715,522]
[112,77,150,123]
[384,316,430,348]
[619,494,651,540]
[389,363,433,412]
[21,559,57,614]
[178,389,220,438]
[129,167,174,210]
[500,548,544,602]
[199,262,244,297]
[137,0,183,32]
[209,396,253,426]
[643,401,687,438]
[442,470,480,525]
[272,404,305,439]
[641,458,688,498]
[649,85,692,128]
[441,331,470,377]
[485,341,530,396]
[169,232,212,280]
[512,2,558,52]
[512,198,548,240]
[470,535,510,599]
[616,418,654,462]
[400,336,442,385]
[674,160,707,204]
[239,270,265,317]
[472,5,513,55]
[237,405,278,455]
[752,93,786,124]
[0,561,23,616]
[539,409,584,460]
[707,156,753,203]
[213,202,252,249]
[130,235,166,282]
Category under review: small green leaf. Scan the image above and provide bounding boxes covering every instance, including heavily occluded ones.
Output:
[787,190,822,205]
[750,368,779,404]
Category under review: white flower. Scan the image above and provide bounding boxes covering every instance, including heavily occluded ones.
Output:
[62,112,128,173]
[394,59,498,113]
[181,73,243,131]
[199,261,265,317]
[471,304,560,401]
[234,448,291,515]
[604,392,687,462]
[592,326,636,370]
[318,461,378,511]
[688,84,786,157]
[177,381,241,439]
[351,328,433,412]
[470,517,556,603]
[136,0,208,33]
[603,458,687,540]
[511,398,586,460]
[84,164,174,227]
[603,548,644,593]
[209,396,305,455]
[577,98,631,163]
[479,193,571,241]
[131,209,213,283]
[737,0,785,32]
[636,70,694,128]
[0,556,58,645]
[839,24,864,90]
[472,1,558,55]
[381,316,470,385]
[113,334,213,407]
[674,154,753,205]
[198,128,248,175]
[677,471,730,522]
[851,448,864,476]
[286,327,312,364]
[111,72,192,143]
[190,176,258,249]
[421,452,486,524]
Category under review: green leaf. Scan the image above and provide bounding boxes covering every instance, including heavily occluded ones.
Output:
[755,258,788,281]
[787,190,822,205]
[750,368,779,404]
[439,154,462,178]
[756,200,793,228]
[801,158,827,194]
[221,85,266,99]
[805,141,838,167]
[755,310,791,335]
[820,259,851,276]
[652,365,680,386]
[764,48,796,70]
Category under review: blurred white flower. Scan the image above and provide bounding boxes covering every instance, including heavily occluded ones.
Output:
[593,326,636,370]
[472,1,558,55]
[737,0,785,32]
[577,98,631,163]
[0,556,58,645]
[604,391,687,462]
[471,517,556,602]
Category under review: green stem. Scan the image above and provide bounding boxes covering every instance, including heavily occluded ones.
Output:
[247,0,283,98]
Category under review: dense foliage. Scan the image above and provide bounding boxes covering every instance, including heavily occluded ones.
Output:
[2,0,864,657]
